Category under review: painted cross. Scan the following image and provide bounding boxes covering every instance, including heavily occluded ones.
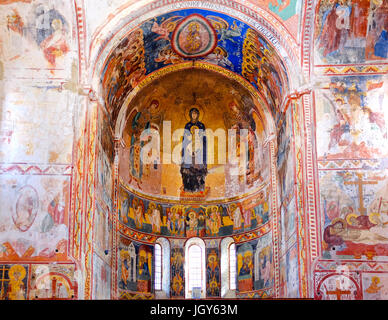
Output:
[51,276,58,299]
[326,287,351,300]
[344,172,378,215]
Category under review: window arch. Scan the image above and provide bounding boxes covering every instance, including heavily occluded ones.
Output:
[229,243,237,290]
[154,243,162,290]
[185,238,206,299]
[220,237,236,298]
[155,238,170,298]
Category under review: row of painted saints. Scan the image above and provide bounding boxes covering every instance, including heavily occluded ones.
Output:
[120,194,269,237]
[119,240,273,296]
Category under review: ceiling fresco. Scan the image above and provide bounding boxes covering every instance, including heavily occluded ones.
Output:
[100,8,290,128]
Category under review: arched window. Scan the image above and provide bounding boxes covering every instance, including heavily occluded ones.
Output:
[155,238,170,298]
[220,237,236,298]
[229,243,237,290]
[188,245,202,291]
[154,243,162,291]
[185,238,206,299]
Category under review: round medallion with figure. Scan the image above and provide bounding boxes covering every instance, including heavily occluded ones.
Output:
[171,14,218,58]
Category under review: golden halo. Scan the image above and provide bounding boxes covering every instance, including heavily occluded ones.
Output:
[188,211,196,219]
[243,251,253,257]
[369,212,381,225]
[148,99,161,115]
[184,104,204,122]
[229,203,237,210]
[120,250,129,259]
[9,265,26,281]
[346,213,358,225]
[331,217,346,227]
[210,280,218,287]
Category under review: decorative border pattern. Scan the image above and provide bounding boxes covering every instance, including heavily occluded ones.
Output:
[315,259,388,272]
[269,140,280,297]
[293,100,308,298]
[69,99,88,263]
[119,179,269,206]
[111,139,120,300]
[0,163,71,176]
[74,0,88,84]
[317,159,387,171]
[117,219,272,245]
[236,288,273,298]
[83,103,97,300]
[316,64,388,76]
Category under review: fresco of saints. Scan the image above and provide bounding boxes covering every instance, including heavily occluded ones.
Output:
[186,211,198,238]
[120,197,129,224]
[12,186,39,233]
[172,273,184,297]
[148,202,163,234]
[167,206,184,236]
[171,249,184,297]
[243,208,252,229]
[317,0,352,58]
[258,246,272,289]
[365,276,384,299]
[119,250,130,289]
[6,265,26,300]
[40,18,69,68]
[186,209,205,237]
[132,198,144,229]
[129,110,147,183]
[181,106,207,193]
[137,246,152,293]
[224,100,259,186]
[206,206,222,236]
[47,193,65,224]
[206,250,220,297]
[229,203,243,232]
[237,249,253,292]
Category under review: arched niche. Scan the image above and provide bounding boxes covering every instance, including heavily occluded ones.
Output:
[185,237,206,299]
[220,237,237,298]
[155,237,171,298]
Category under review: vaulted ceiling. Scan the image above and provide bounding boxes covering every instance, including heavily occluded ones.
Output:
[98,8,292,131]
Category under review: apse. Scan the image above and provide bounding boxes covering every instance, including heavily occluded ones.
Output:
[3,0,388,302]
[97,7,292,300]
[117,68,270,200]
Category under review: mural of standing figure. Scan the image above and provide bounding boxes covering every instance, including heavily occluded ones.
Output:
[137,246,152,293]
[181,106,207,192]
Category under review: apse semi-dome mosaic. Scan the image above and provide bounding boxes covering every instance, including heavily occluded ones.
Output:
[98,9,287,240]
[116,67,272,239]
